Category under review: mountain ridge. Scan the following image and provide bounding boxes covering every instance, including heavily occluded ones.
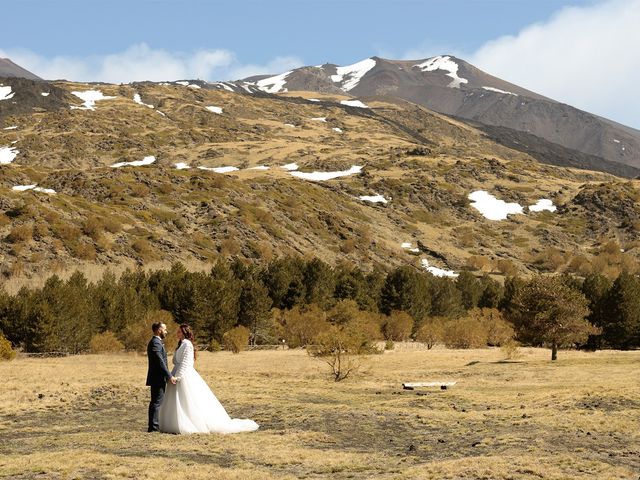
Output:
[0,58,41,81]
[240,55,640,170]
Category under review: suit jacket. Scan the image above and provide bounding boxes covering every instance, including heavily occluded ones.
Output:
[146,336,172,387]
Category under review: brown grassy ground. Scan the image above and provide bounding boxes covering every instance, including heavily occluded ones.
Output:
[0,347,638,479]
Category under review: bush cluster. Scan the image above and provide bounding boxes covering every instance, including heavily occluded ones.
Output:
[0,257,636,357]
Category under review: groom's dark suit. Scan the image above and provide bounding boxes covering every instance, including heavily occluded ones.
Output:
[146,335,172,432]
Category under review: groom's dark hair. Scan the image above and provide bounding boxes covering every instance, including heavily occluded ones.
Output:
[151,322,163,333]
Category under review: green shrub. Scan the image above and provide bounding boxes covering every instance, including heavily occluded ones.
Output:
[308,326,362,381]
[72,242,97,261]
[209,338,222,352]
[122,310,178,352]
[416,318,445,349]
[89,331,124,354]
[102,217,122,233]
[500,339,522,360]
[82,216,104,241]
[442,317,488,349]
[0,333,16,361]
[6,224,33,243]
[279,305,331,348]
[382,311,414,341]
[223,325,250,353]
[51,221,82,242]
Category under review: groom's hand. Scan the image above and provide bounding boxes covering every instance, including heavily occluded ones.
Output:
[170,376,177,385]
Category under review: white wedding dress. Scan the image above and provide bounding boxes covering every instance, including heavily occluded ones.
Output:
[158,339,259,434]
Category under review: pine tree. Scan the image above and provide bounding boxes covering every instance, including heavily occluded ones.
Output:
[456,271,483,310]
[581,272,612,349]
[379,266,431,322]
[478,275,504,309]
[238,278,273,344]
[510,276,595,360]
[601,272,640,349]
[430,276,464,318]
[303,258,335,308]
[262,257,306,310]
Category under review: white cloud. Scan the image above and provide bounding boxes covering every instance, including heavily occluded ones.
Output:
[470,0,640,129]
[0,43,303,83]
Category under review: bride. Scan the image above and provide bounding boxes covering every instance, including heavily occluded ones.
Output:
[159,324,259,434]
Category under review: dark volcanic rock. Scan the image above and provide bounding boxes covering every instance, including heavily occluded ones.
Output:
[0,77,71,121]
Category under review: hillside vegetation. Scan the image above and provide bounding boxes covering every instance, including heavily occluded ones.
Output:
[1,80,639,286]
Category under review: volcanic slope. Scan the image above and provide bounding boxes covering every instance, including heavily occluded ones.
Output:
[0,58,42,80]
[244,56,640,171]
[0,81,639,287]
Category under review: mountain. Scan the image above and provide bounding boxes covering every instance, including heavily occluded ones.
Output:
[1,79,639,287]
[241,56,640,171]
[0,58,41,80]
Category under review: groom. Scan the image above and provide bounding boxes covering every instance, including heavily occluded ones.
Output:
[146,322,176,432]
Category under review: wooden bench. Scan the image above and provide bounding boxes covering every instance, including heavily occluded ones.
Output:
[402,382,457,391]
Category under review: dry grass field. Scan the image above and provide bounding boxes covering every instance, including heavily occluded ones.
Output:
[0,347,638,479]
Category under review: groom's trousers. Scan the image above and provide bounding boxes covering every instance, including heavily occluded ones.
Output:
[148,384,166,432]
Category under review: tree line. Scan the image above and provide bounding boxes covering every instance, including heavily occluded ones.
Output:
[0,257,638,358]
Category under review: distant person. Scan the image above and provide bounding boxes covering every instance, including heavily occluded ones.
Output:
[158,324,259,434]
[146,322,176,432]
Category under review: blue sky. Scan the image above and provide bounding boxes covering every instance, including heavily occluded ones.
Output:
[5,0,594,64]
[2,0,640,128]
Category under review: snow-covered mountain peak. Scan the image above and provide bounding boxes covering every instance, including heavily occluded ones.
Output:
[413,55,468,89]
[255,71,292,93]
[329,58,377,91]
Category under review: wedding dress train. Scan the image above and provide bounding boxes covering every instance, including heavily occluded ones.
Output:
[158,339,259,434]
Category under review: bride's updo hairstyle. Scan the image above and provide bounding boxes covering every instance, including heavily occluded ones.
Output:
[178,324,197,361]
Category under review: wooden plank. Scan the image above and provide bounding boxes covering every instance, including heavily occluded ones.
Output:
[402,382,457,390]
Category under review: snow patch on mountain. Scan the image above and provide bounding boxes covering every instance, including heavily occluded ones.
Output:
[359,194,387,204]
[330,58,376,91]
[174,162,190,170]
[0,146,19,164]
[240,83,254,94]
[175,81,201,89]
[209,82,234,92]
[133,93,154,109]
[71,90,116,110]
[111,156,156,168]
[333,127,343,133]
[41,92,50,97]
[3,126,17,130]
[468,190,523,220]
[255,71,291,93]
[482,86,517,96]
[414,56,468,89]
[421,259,459,278]
[311,117,327,122]
[529,199,557,212]
[401,242,420,253]
[281,163,299,171]
[340,100,369,108]
[206,106,223,114]
[290,165,362,181]
[197,166,239,173]
[12,184,56,194]
[0,85,15,101]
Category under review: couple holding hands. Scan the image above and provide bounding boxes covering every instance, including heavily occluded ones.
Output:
[146,322,259,434]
